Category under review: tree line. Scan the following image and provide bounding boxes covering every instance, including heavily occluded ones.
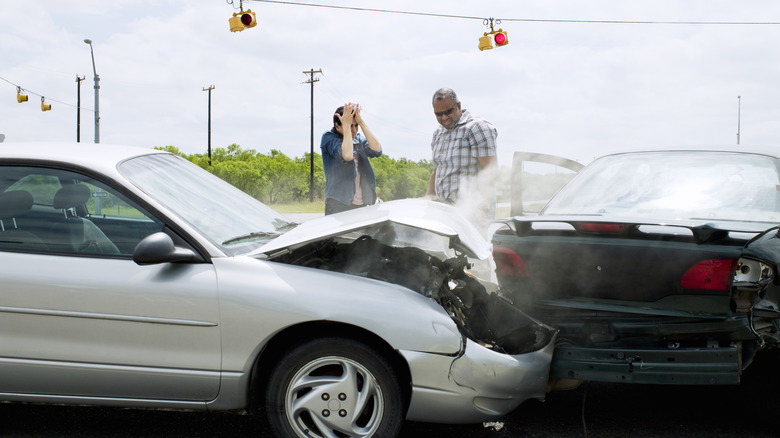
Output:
[157,145,577,209]
[157,144,434,204]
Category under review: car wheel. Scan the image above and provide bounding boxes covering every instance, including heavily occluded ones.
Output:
[265,336,404,438]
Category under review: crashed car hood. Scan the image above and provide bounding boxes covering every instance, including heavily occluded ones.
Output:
[252,199,491,260]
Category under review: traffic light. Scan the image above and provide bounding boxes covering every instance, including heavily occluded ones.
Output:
[41,97,51,111]
[241,9,257,28]
[478,29,509,51]
[16,87,28,103]
[229,9,257,32]
[479,17,509,51]
[494,29,509,47]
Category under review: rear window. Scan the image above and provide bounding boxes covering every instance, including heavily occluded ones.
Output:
[543,151,780,224]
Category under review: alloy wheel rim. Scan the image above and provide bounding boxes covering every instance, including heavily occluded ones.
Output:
[285,356,384,437]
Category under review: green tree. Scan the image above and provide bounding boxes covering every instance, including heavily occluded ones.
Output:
[155,144,434,204]
[296,152,326,201]
[373,156,432,200]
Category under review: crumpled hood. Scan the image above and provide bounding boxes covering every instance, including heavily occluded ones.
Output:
[252,199,491,260]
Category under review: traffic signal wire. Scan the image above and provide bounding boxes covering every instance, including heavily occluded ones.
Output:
[1,75,86,111]
[245,0,780,26]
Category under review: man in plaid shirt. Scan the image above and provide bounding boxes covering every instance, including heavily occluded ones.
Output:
[426,88,498,226]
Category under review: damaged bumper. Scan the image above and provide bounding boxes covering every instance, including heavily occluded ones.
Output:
[402,332,557,424]
[551,344,742,385]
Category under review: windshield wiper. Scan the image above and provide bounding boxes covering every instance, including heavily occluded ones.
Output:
[223,231,281,245]
[275,221,298,232]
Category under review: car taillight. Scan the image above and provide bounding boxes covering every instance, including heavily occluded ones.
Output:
[493,247,529,277]
[680,259,736,291]
[574,222,627,233]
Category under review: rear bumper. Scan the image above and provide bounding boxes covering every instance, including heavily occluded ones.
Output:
[551,345,742,385]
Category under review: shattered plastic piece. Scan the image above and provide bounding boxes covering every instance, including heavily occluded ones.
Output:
[483,421,505,431]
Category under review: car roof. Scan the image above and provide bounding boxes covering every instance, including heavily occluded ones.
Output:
[0,142,166,174]
[598,145,780,160]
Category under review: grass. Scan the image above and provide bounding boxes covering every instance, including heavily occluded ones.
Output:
[272,200,325,214]
[273,200,513,217]
[496,205,510,219]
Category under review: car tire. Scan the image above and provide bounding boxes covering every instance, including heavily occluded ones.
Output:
[264,336,404,438]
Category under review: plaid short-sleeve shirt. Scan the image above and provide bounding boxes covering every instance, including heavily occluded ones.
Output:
[431,109,498,203]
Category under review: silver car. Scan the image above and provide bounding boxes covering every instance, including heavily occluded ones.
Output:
[0,142,556,438]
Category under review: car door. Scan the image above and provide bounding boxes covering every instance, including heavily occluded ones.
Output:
[0,165,221,402]
[506,151,584,217]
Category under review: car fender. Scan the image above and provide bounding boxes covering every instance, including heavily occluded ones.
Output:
[211,256,464,374]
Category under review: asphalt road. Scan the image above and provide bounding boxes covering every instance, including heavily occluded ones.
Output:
[2,363,778,438]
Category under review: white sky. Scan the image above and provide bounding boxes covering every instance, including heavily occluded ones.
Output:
[2,1,779,167]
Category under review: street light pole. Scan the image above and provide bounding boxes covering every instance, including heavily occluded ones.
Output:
[736,95,741,145]
[84,39,100,143]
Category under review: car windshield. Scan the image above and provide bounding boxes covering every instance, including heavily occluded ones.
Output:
[119,153,295,255]
[542,151,780,224]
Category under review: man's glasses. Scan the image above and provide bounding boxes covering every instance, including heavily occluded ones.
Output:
[434,105,457,117]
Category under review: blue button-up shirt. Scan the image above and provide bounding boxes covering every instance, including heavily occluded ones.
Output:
[321,130,383,205]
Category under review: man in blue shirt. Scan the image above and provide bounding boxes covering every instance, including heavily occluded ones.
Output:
[320,103,383,215]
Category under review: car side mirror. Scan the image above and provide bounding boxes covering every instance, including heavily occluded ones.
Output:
[133,232,204,265]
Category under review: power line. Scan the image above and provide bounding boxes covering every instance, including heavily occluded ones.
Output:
[318,72,428,137]
[248,0,780,25]
[249,0,483,21]
[501,17,780,25]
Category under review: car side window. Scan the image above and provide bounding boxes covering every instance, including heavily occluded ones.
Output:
[0,166,164,256]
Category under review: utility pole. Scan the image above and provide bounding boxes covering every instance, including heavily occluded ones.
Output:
[302,68,322,202]
[76,75,85,142]
[203,85,215,165]
[736,95,741,145]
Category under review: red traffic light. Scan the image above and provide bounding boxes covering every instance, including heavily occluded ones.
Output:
[240,9,257,28]
[229,9,257,32]
[494,30,508,46]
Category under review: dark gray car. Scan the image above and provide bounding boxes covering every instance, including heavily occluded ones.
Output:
[493,148,780,388]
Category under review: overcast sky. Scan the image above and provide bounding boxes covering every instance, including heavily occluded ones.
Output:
[2,1,779,167]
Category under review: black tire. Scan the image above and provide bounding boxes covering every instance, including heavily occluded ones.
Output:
[264,336,404,438]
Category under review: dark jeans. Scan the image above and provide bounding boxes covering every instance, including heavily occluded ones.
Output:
[325,198,365,215]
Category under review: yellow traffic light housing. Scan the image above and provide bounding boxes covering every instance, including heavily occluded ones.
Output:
[229,13,244,32]
[41,97,51,111]
[16,87,28,103]
[229,9,257,32]
[478,35,493,51]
